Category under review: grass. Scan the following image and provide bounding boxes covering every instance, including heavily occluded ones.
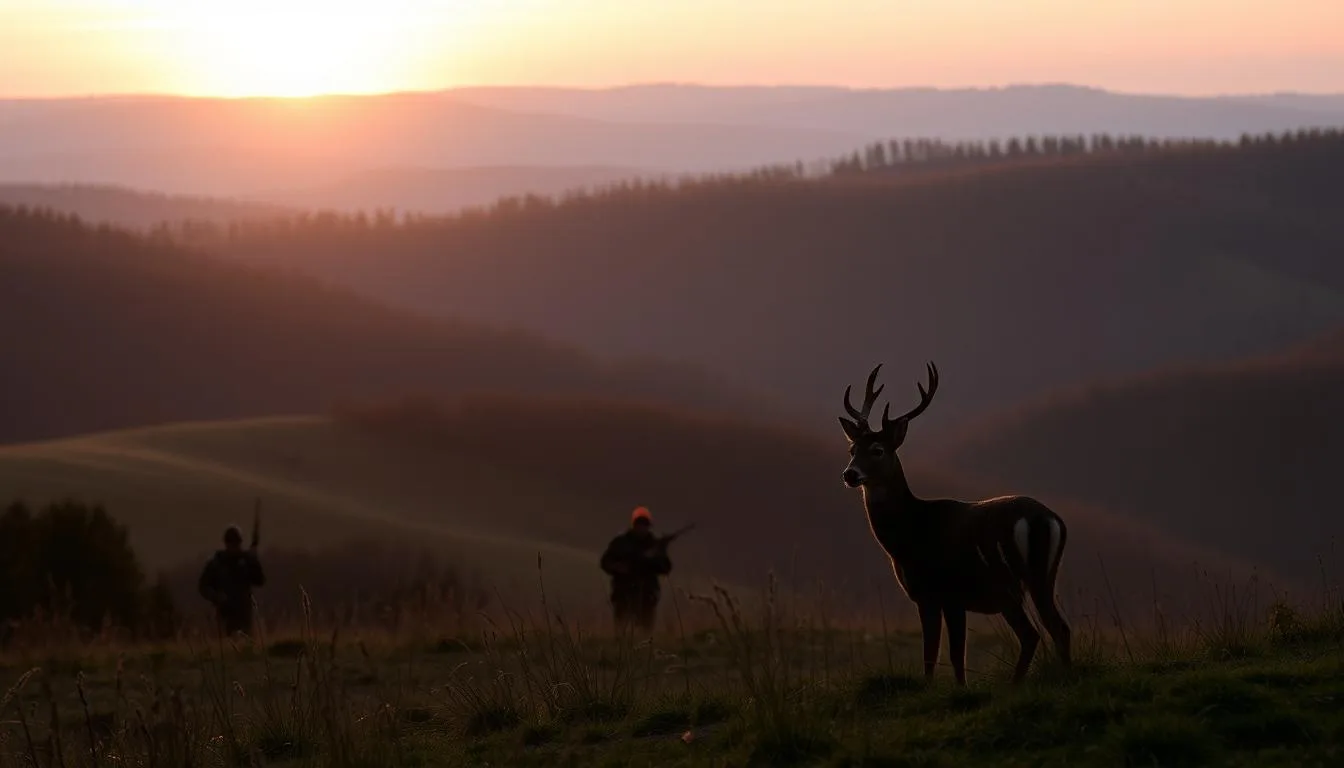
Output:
[0,417,606,592]
[1,570,1342,768]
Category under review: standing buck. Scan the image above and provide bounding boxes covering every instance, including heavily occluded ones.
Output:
[838,363,1071,684]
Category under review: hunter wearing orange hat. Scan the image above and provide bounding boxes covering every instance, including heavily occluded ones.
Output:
[599,506,672,631]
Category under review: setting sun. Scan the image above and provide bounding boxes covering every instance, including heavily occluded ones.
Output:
[5,0,1344,98]
[165,0,459,97]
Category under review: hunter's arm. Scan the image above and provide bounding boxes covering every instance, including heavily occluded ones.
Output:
[198,559,220,602]
[600,538,629,575]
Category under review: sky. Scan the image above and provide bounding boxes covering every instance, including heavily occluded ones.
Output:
[2,0,1343,98]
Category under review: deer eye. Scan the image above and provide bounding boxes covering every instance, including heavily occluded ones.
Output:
[868,444,885,458]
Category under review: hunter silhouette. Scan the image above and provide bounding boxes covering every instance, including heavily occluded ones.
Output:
[198,525,266,636]
[599,507,685,631]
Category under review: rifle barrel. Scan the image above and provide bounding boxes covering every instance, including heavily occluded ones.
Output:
[658,523,696,545]
[251,498,261,550]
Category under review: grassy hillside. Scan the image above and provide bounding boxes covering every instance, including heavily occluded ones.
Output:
[3,569,1341,767]
[194,134,1344,431]
[0,398,1272,623]
[935,336,1344,592]
[0,207,772,444]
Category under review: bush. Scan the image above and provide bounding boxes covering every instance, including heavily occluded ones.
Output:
[0,499,177,641]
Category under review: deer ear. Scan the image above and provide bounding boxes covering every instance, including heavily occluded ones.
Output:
[838,417,863,443]
[885,417,910,446]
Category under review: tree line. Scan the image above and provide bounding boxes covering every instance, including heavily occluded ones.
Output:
[0,500,177,644]
[127,125,1344,251]
[823,126,1344,176]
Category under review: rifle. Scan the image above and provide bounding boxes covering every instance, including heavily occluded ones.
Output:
[653,523,696,551]
[250,497,261,551]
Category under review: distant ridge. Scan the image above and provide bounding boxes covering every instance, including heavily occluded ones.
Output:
[185,132,1344,431]
[0,205,777,444]
[934,331,1344,591]
[3,83,1341,198]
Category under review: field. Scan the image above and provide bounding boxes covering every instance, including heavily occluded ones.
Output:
[0,403,1275,625]
[3,576,1343,768]
[0,414,623,610]
[5,409,1335,766]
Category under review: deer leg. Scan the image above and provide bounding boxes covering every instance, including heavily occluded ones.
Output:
[1000,600,1040,683]
[942,606,968,686]
[1026,515,1071,668]
[1031,588,1072,668]
[918,601,943,681]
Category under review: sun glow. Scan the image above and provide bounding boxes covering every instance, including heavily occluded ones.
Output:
[163,1,460,97]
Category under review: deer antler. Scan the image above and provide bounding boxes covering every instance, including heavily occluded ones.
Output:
[843,364,886,431]
[882,361,939,430]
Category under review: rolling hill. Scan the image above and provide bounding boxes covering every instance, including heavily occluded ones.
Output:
[0,169,657,229]
[0,183,293,229]
[449,83,1344,140]
[933,331,1344,592]
[259,165,655,215]
[0,206,774,444]
[197,134,1344,434]
[0,399,1269,622]
[0,92,861,196]
[3,84,1341,201]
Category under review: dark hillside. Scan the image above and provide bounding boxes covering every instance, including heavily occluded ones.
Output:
[194,134,1344,432]
[935,339,1344,590]
[0,207,771,444]
[331,396,1269,615]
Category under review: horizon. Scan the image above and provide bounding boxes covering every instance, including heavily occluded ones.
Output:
[5,80,1344,104]
[5,1,1344,99]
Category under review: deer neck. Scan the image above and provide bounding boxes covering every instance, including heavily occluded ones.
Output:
[860,459,928,553]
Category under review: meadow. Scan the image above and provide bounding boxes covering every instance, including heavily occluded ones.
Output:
[3,563,1342,768]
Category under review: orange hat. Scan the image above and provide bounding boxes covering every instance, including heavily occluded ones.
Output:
[631,506,652,524]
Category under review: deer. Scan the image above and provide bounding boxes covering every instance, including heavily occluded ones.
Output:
[838,362,1071,685]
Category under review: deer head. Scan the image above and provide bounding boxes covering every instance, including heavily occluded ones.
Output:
[839,362,939,488]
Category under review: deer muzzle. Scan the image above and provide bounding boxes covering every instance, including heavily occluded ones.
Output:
[842,465,864,488]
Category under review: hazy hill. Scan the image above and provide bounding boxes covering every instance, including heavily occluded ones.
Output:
[3,85,1341,200]
[199,135,1344,432]
[0,401,1266,618]
[934,336,1344,590]
[0,168,658,228]
[448,84,1344,139]
[0,183,293,229]
[0,207,771,444]
[261,165,655,215]
[0,93,860,196]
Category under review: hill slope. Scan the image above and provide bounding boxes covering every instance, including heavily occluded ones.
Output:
[260,165,655,215]
[935,334,1344,590]
[5,85,1341,199]
[0,207,770,444]
[0,93,861,196]
[200,136,1344,432]
[0,401,1266,617]
[0,183,293,228]
[449,83,1344,139]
